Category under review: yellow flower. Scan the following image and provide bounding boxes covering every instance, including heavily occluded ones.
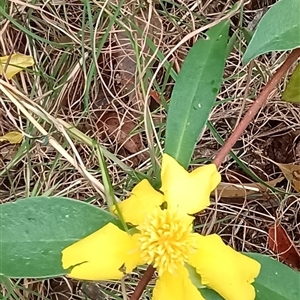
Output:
[62,154,260,300]
[0,53,34,79]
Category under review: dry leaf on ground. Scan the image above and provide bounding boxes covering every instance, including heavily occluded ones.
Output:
[0,131,23,144]
[268,224,300,270]
[215,177,284,198]
[0,53,34,79]
[276,163,300,192]
[115,31,136,94]
[149,90,161,104]
[97,112,144,154]
[114,12,160,101]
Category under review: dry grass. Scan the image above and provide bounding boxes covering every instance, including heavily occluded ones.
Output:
[1,0,299,299]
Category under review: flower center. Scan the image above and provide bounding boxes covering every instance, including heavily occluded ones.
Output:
[137,206,197,276]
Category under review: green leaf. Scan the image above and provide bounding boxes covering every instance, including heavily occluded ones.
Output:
[282,63,300,103]
[0,197,119,278]
[165,20,229,168]
[198,253,300,300]
[247,253,300,300]
[243,0,300,64]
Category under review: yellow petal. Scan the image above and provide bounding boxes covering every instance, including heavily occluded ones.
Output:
[161,154,221,214]
[62,223,141,280]
[189,234,260,300]
[152,266,205,300]
[0,131,23,144]
[0,53,34,79]
[113,179,164,225]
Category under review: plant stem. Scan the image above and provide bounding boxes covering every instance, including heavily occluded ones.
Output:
[213,48,300,168]
[130,266,155,300]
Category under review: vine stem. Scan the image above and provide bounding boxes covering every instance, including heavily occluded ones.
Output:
[130,266,155,300]
[213,48,300,168]
[130,48,300,300]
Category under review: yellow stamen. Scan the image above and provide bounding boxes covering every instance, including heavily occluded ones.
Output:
[138,207,197,276]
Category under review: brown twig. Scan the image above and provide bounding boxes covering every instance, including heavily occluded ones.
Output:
[213,48,300,168]
[130,49,300,300]
[130,265,155,300]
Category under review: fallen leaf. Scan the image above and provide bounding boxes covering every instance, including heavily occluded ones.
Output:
[215,177,284,198]
[0,53,34,79]
[97,112,144,155]
[114,12,160,99]
[115,31,136,93]
[150,90,161,104]
[268,224,300,270]
[0,131,23,144]
[282,63,300,103]
[276,163,300,192]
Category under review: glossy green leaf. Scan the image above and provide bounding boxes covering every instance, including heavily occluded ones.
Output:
[247,253,300,300]
[0,197,119,278]
[243,0,300,63]
[165,20,229,168]
[282,63,300,103]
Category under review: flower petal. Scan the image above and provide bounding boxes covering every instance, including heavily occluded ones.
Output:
[161,154,221,214]
[189,234,260,300]
[0,53,34,79]
[113,179,164,225]
[62,223,141,280]
[152,266,205,300]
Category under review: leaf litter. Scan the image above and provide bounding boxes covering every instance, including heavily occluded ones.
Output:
[1,0,299,299]
[97,111,145,158]
[268,224,300,270]
[0,131,22,144]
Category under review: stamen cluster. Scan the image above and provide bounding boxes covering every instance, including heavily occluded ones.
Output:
[138,207,197,275]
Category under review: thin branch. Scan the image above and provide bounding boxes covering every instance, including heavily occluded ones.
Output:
[213,48,300,168]
[130,266,155,300]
